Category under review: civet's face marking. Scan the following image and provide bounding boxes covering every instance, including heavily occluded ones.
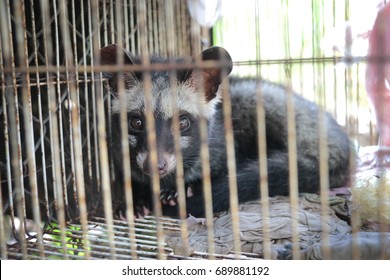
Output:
[100,44,233,178]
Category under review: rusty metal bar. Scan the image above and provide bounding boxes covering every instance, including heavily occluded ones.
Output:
[0,4,13,260]
[91,0,117,259]
[254,0,272,260]
[137,0,165,259]
[0,29,8,259]
[158,0,166,55]
[316,60,332,260]
[102,0,108,46]
[123,0,130,50]
[129,0,137,53]
[29,0,51,224]
[219,62,242,258]
[16,0,45,258]
[37,0,53,222]
[69,0,91,259]
[189,21,216,258]
[79,0,93,181]
[164,0,190,255]
[115,0,138,260]
[2,0,28,258]
[285,67,301,260]
[49,0,69,259]
[1,55,361,75]
[87,0,102,193]
[152,0,159,54]
[109,0,115,43]
[146,0,153,53]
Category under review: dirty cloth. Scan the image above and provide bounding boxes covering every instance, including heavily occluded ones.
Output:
[165,194,351,257]
[303,232,390,259]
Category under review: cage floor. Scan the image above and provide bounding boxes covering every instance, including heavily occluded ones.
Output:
[5,216,262,260]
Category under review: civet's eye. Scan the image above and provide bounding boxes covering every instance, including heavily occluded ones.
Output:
[179,116,190,131]
[129,116,144,131]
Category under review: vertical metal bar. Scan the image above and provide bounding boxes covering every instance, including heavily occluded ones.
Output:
[321,16,333,262]
[367,2,388,259]
[342,0,350,135]
[0,175,6,258]
[355,65,362,144]
[312,0,332,260]
[52,0,71,227]
[190,19,201,56]
[68,0,91,259]
[318,82,331,260]
[87,0,101,193]
[0,92,15,235]
[254,0,272,260]
[332,1,339,120]
[220,66,242,258]
[66,0,77,216]
[129,0,136,53]
[40,0,68,259]
[174,1,181,55]
[285,68,300,260]
[3,0,28,258]
[343,0,359,260]
[54,0,71,256]
[146,0,153,53]
[115,0,138,260]
[91,0,117,259]
[61,6,77,224]
[107,0,116,160]
[284,0,300,260]
[158,0,168,55]
[180,2,189,55]
[152,0,159,54]
[197,73,216,258]
[377,170,388,259]
[117,62,138,259]
[15,0,45,258]
[187,3,194,55]
[102,0,108,46]
[0,26,9,260]
[190,20,215,258]
[204,23,241,255]
[109,0,115,43]
[37,0,54,221]
[124,0,130,50]
[255,83,273,259]
[29,0,50,222]
[164,0,190,254]
[80,0,93,180]
[104,0,114,183]
[0,0,15,240]
[137,0,165,259]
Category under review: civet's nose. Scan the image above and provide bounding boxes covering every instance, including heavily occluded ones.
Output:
[157,158,168,176]
[143,155,169,177]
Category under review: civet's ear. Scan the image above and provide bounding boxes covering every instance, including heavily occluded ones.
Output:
[188,47,233,102]
[99,44,139,92]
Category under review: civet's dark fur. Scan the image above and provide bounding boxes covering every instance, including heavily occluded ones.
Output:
[100,44,350,218]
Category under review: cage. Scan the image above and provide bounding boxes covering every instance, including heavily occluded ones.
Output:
[0,0,389,260]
